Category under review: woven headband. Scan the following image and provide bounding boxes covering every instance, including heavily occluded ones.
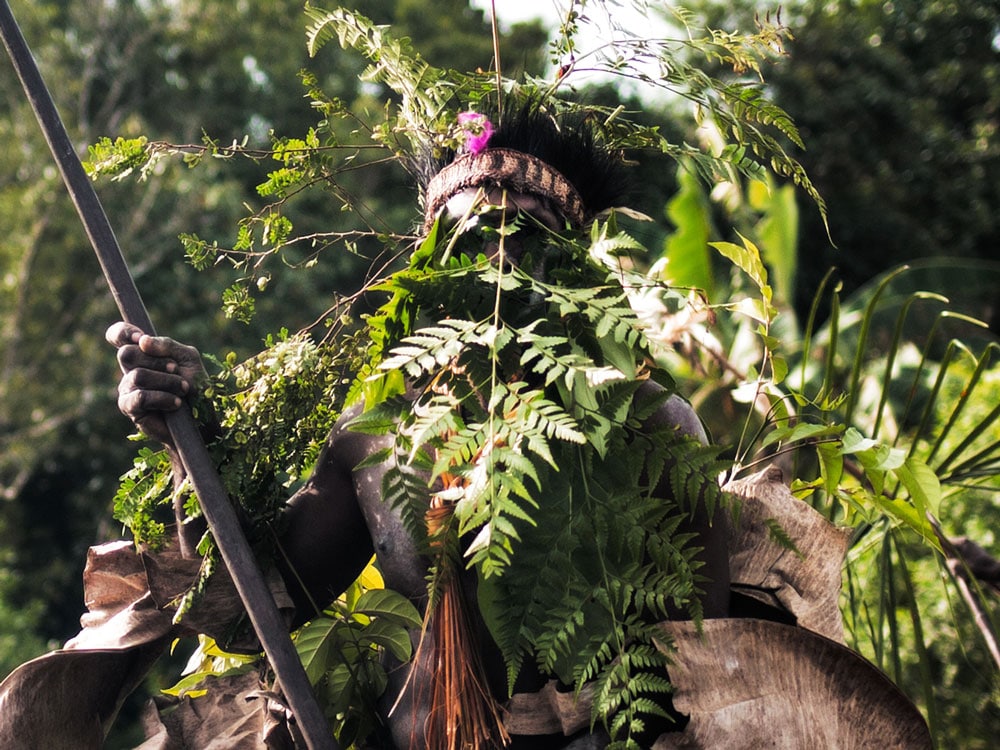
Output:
[422,148,586,234]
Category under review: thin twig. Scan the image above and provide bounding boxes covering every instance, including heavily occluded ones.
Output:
[490,0,502,115]
[929,515,1000,671]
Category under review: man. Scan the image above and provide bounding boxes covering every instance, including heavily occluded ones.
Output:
[106,99,731,749]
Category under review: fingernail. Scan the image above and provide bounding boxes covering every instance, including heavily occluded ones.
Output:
[174,397,182,408]
[166,361,177,373]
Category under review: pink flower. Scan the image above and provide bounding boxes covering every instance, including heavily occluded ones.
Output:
[457,111,493,154]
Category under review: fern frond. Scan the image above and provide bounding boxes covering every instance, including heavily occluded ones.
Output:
[664,438,729,518]
[502,381,586,447]
[435,420,493,476]
[589,639,673,744]
[348,215,733,736]
[406,393,465,464]
[379,319,481,378]
[764,517,802,556]
[721,81,803,148]
[381,442,435,543]
[303,5,455,144]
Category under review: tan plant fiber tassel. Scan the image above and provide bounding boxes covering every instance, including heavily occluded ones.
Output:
[416,487,510,750]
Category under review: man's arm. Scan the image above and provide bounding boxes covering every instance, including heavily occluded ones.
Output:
[107,320,376,616]
[276,417,377,624]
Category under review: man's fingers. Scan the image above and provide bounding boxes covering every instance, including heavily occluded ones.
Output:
[137,334,196,361]
[105,321,145,348]
[116,389,174,444]
[118,387,183,418]
[117,369,185,428]
[120,367,190,397]
[117,344,184,376]
[107,322,200,364]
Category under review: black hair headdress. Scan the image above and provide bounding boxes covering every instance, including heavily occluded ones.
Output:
[413,95,631,233]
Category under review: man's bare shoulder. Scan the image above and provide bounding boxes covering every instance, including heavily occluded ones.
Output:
[637,379,708,445]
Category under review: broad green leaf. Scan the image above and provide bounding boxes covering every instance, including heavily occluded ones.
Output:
[840,427,879,455]
[750,180,798,307]
[710,234,771,305]
[816,440,844,495]
[894,457,942,519]
[596,334,636,379]
[770,353,788,386]
[870,495,941,550]
[161,671,212,698]
[359,560,384,590]
[361,368,406,410]
[732,297,773,325]
[296,617,338,684]
[850,437,906,473]
[324,662,357,713]
[360,618,415,663]
[661,166,713,296]
[355,588,421,628]
[761,422,842,450]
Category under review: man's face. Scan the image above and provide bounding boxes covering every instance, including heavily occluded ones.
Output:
[442,186,564,265]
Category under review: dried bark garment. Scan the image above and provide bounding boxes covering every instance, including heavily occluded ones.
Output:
[0,470,932,748]
[0,538,293,749]
[725,465,852,642]
[654,619,933,749]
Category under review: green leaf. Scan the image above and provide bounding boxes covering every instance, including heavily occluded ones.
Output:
[710,233,771,306]
[596,336,637,380]
[769,353,788,386]
[761,422,842,450]
[750,179,799,306]
[347,399,402,435]
[84,135,151,180]
[816,440,844,495]
[894,457,941,520]
[296,617,338,685]
[870,495,940,551]
[359,618,414,663]
[660,165,714,296]
[354,588,421,628]
[840,427,879,456]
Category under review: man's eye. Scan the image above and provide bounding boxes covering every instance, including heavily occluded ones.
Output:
[475,205,514,228]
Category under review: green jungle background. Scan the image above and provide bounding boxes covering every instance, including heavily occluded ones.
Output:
[1,0,998,746]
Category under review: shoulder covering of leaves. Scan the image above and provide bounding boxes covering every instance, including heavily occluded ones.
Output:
[350,216,732,744]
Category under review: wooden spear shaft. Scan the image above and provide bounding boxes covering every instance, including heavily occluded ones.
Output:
[0,4,337,748]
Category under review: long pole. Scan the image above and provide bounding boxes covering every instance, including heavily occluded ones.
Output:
[0,4,336,748]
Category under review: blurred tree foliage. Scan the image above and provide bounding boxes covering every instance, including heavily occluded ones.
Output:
[686,0,1000,327]
[5,1,997,747]
[664,2,1000,743]
[858,359,1000,748]
[0,0,546,680]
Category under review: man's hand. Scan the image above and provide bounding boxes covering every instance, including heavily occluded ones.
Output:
[106,321,206,447]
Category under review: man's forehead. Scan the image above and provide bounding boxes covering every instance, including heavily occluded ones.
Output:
[443,187,562,229]
[423,148,585,235]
